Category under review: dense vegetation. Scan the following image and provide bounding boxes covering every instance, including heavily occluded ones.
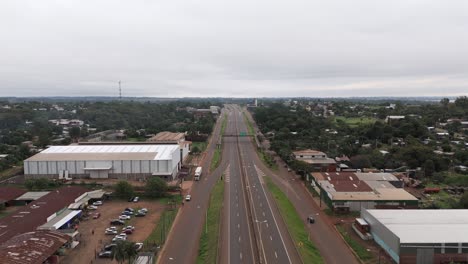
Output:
[253,97,468,178]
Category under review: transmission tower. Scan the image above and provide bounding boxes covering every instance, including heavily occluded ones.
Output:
[118,80,122,101]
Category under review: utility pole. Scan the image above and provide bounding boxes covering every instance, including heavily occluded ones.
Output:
[118,80,122,101]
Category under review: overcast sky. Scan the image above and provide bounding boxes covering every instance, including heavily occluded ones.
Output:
[1,0,467,98]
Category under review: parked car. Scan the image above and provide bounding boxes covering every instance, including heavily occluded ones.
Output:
[123,210,134,215]
[105,229,118,235]
[133,196,140,203]
[88,205,98,210]
[307,215,315,224]
[110,219,125,225]
[93,212,101,219]
[124,207,134,212]
[139,208,148,213]
[128,197,135,202]
[112,235,127,242]
[119,215,131,220]
[134,242,143,251]
[92,201,103,206]
[121,228,133,235]
[125,225,135,231]
[103,244,117,251]
[135,212,146,217]
[98,251,112,258]
[185,194,191,201]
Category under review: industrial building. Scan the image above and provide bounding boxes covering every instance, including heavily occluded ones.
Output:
[361,209,468,264]
[293,149,337,172]
[0,186,88,243]
[24,144,185,181]
[311,172,418,212]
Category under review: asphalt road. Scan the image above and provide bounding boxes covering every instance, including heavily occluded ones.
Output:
[243,108,360,264]
[220,105,301,264]
[157,108,228,264]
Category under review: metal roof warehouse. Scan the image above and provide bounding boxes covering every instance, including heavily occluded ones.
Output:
[361,209,468,263]
[24,144,184,180]
[0,186,88,243]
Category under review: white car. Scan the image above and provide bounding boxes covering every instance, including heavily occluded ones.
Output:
[124,225,135,231]
[119,215,131,220]
[112,235,127,242]
[105,229,118,235]
[93,201,103,206]
[185,194,191,201]
[88,205,98,210]
[134,242,143,251]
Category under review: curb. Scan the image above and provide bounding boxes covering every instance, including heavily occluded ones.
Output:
[155,206,182,264]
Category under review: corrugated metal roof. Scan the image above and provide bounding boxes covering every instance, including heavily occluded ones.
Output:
[25,144,179,161]
[0,230,70,264]
[365,209,468,244]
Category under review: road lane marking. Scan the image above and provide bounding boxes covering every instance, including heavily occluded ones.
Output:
[266,223,269,228]
[275,251,278,258]
[239,236,241,242]
[270,236,272,241]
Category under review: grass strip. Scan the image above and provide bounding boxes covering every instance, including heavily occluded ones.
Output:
[210,148,221,171]
[336,225,373,261]
[221,114,228,135]
[265,177,323,264]
[242,111,255,135]
[144,198,180,248]
[196,178,225,264]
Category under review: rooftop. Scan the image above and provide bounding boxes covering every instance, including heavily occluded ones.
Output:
[0,186,88,243]
[365,209,468,244]
[16,191,50,201]
[0,230,70,264]
[147,132,185,142]
[25,145,180,161]
[313,172,417,201]
[0,187,26,203]
[293,149,326,156]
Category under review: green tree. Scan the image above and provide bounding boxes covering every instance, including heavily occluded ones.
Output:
[111,240,138,264]
[424,159,435,177]
[145,177,168,198]
[69,127,81,142]
[114,181,135,199]
[460,192,468,209]
[190,145,200,154]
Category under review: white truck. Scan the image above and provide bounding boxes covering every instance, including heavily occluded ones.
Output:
[194,166,202,181]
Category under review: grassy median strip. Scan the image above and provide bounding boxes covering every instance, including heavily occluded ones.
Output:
[210,148,221,171]
[265,177,324,264]
[221,113,227,135]
[336,225,373,262]
[197,178,225,264]
[242,111,255,135]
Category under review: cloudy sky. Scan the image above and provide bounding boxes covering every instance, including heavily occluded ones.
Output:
[1,0,467,98]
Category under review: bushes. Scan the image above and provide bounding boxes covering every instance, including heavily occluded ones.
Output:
[24,178,62,191]
[114,181,135,199]
[145,177,168,198]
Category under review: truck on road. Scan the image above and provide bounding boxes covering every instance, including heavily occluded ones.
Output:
[194,166,202,181]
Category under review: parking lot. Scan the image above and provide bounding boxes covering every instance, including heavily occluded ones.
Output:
[63,199,164,264]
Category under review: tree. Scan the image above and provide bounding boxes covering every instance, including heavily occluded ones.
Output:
[145,177,168,198]
[350,155,372,169]
[424,159,435,177]
[460,192,468,209]
[190,145,200,154]
[114,181,135,199]
[111,240,137,264]
[69,127,81,142]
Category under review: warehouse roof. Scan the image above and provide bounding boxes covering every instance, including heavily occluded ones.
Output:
[38,209,81,230]
[25,145,180,161]
[365,209,468,244]
[0,186,87,243]
[0,187,26,202]
[16,191,50,201]
[0,230,70,264]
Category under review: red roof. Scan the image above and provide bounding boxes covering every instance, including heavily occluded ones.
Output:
[0,187,26,202]
[0,186,87,244]
[0,230,70,264]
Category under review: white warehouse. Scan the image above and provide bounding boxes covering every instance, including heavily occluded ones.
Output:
[24,145,184,181]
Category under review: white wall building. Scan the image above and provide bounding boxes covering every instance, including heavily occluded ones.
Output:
[24,145,183,181]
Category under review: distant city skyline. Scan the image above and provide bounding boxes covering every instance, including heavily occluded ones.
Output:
[1,1,467,97]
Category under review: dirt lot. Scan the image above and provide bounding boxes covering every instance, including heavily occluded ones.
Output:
[63,199,164,264]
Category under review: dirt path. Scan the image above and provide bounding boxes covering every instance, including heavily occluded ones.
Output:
[63,200,164,264]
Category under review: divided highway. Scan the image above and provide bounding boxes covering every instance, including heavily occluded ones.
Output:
[220,105,301,264]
